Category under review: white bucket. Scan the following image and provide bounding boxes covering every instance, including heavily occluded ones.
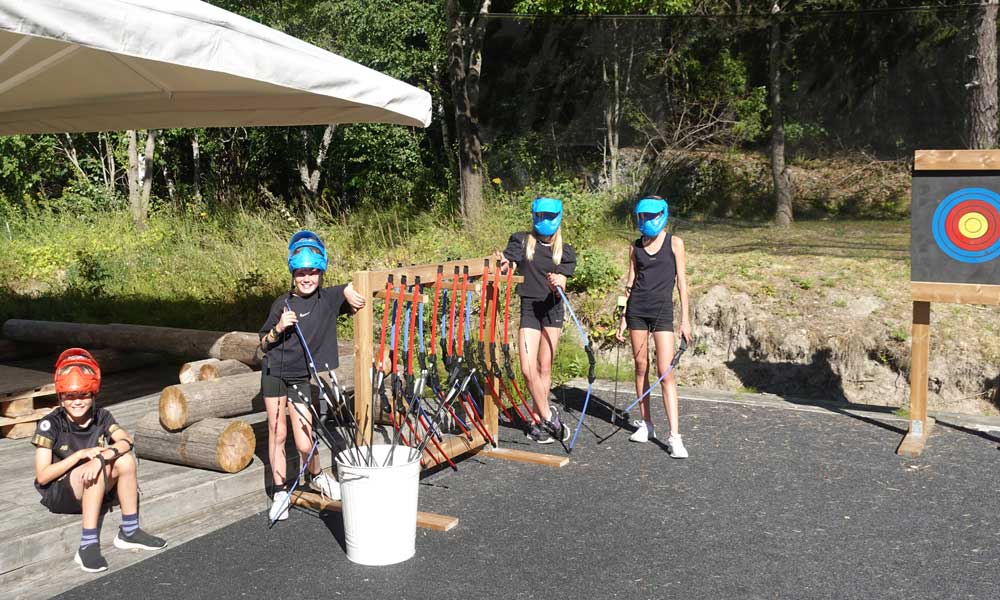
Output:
[335,444,421,566]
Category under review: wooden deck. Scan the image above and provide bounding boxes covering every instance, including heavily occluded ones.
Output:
[0,361,336,599]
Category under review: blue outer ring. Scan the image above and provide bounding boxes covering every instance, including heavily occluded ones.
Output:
[931,187,1000,264]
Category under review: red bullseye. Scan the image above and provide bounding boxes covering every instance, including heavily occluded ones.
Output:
[944,199,1000,251]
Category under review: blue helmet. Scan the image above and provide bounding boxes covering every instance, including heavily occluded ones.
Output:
[635,197,668,237]
[531,197,563,237]
[287,230,327,272]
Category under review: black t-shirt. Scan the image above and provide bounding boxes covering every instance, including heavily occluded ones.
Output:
[502,232,577,300]
[32,406,120,488]
[259,285,352,379]
[626,234,677,319]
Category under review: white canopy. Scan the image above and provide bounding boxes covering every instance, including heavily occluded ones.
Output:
[0,0,432,135]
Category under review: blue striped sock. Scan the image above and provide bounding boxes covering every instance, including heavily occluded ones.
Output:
[121,513,139,536]
[80,527,99,549]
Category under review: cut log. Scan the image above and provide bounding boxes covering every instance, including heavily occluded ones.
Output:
[199,359,253,381]
[134,413,255,473]
[159,358,357,431]
[0,339,53,361]
[1,320,264,365]
[159,372,262,431]
[179,359,222,384]
[88,349,162,373]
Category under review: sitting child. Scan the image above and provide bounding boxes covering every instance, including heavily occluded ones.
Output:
[32,348,166,572]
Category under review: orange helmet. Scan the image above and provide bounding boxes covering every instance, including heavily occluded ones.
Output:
[54,348,101,395]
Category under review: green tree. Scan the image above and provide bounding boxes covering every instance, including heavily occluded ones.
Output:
[514,1,692,191]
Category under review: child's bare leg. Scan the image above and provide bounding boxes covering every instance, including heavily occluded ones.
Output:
[265,396,288,486]
[630,329,652,424]
[653,331,679,436]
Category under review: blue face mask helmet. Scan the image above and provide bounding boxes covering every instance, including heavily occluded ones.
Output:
[287,230,328,272]
[531,197,563,237]
[635,197,668,237]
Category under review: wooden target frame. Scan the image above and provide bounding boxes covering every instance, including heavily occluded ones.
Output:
[901,150,1000,457]
[351,258,568,469]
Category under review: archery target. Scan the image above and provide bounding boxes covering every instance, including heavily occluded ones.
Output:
[931,188,1000,263]
[911,175,1000,285]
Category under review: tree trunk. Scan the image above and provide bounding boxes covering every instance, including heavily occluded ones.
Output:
[199,359,254,381]
[159,364,356,431]
[297,124,335,226]
[127,129,156,230]
[107,132,117,197]
[179,358,222,384]
[769,5,793,227]
[969,0,999,149]
[1,320,264,365]
[602,22,621,191]
[58,134,90,186]
[447,0,490,226]
[158,137,177,208]
[159,372,262,431]
[192,131,202,200]
[135,413,256,473]
[0,339,52,362]
[127,130,142,229]
[298,125,335,198]
[140,129,156,219]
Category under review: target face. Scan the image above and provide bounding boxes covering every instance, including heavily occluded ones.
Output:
[931,188,1000,263]
[911,175,1000,285]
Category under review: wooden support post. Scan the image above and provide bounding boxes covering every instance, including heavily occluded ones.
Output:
[483,273,499,442]
[290,490,459,532]
[353,271,373,447]
[898,300,934,457]
[484,447,569,468]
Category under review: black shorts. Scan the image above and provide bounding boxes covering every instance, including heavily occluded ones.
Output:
[625,312,674,332]
[519,297,564,330]
[37,475,115,515]
[261,375,313,404]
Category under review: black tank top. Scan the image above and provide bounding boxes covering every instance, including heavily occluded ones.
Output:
[626,234,676,318]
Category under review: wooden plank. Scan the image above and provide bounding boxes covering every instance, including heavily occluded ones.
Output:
[1,397,35,418]
[0,365,52,397]
[914,149,1000,171]
[897,417,936,458]
[484,447,569,468]
[911,281,1000,305]
[0,406,55,428]
[365,256,496,290]
[1,422,39,439]
[290,490,458,532]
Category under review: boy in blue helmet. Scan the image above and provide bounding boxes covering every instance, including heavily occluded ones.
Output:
[615,196,692,458]
[497,197,577,444]
[259,230,366,521]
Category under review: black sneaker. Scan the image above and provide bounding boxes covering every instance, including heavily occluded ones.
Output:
[114,527,167,551]
[541,406,570,442]
[74,544,108,573]
[525,423,554,444]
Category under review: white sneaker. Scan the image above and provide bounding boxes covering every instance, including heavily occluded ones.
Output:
[667,433,689,459]
[629,420,653,443]
[310,472,341,501]
[269,490,289,521]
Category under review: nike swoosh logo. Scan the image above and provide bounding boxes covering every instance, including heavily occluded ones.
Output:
[299,311,311,317]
